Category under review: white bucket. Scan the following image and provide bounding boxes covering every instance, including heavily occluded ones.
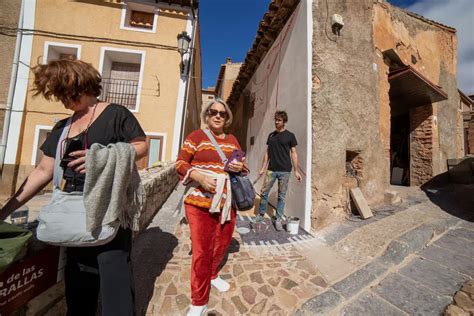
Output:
[287,217,300,235]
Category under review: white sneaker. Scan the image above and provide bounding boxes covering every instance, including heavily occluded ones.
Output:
[211,276,230,292]
[187,304,208,316]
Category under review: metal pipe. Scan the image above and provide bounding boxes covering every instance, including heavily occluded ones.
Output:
[178,0,197,146]
[0,0,25,173]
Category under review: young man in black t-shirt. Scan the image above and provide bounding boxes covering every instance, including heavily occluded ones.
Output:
[255,111,302,231]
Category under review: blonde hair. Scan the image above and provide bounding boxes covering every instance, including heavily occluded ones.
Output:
[201,98,233,128]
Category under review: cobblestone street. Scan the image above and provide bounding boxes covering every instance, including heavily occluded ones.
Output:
[146,226,328,315]
[133,185,329,315]
[132,184,474,315]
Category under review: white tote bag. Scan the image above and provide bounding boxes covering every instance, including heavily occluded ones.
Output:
[36,117,118,247]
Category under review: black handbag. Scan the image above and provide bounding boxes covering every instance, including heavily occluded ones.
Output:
[202,129,256,211]
[229,173,256,211]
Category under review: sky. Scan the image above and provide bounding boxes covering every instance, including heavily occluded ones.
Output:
[200,0,473,95]
[199,0,269,89]
[399,0,474,95]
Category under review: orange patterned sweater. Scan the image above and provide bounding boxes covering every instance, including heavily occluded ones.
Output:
[176,129,241,209]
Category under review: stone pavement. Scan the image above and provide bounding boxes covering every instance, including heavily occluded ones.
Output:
[445,279,474,315]
[298,184,474,316]
[132,185,329,315]
[133,183,474,315]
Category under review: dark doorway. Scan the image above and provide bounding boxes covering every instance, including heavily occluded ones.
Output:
[384,60,448,187]
[390,113,410,186]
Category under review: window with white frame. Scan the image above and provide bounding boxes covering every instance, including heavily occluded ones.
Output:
[99,48,145,112]
[147,136,163,166]
[43,42,81,64]
[136,134,165,169]
[121,1,158,33]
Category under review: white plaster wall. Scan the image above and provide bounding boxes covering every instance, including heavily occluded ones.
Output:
[5,0,36,164]
[244,1,310,230]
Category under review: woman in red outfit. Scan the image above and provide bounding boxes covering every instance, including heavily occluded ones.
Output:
[176,98,244,316]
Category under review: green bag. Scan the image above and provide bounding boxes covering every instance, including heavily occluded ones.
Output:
[0,222,32,273]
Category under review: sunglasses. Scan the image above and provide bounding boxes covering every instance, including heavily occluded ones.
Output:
[208,109,228,119]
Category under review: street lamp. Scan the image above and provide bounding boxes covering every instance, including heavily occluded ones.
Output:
[177,31,191,74]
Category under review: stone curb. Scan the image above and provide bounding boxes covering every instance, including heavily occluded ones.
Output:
[296,216,461,314]
[295,289,343,316]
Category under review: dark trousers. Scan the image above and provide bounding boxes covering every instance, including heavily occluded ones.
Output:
[65,228,134,316]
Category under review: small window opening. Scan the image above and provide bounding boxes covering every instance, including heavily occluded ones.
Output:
[130,11,154,29]
[345,150,363,179]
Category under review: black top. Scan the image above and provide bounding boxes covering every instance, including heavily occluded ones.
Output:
[40,103,146,190]
[266,130,298,172]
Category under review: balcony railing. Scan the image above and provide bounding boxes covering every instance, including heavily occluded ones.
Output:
[100,78,139,110]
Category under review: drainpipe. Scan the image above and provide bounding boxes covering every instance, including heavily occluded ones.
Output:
[0,0,25,173]
[178,0,197,146]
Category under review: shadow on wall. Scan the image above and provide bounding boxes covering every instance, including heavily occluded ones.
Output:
[132,227,178,316]
[421,157,474,223]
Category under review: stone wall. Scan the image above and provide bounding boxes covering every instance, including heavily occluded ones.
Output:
[374,2,460,182]
[311,0,459,229]
[137,162,179,233]
[311,0,384,229]
[410,105,434,186]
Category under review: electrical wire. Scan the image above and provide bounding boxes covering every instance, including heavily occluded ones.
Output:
[0,108,70,115]
[0,26,208,116]
[0,26,179,51]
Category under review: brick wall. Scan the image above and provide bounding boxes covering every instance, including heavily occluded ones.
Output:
[468,118,474,155]
[410,105,434,186]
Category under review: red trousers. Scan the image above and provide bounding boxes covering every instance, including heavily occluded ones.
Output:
[185,204,236,306]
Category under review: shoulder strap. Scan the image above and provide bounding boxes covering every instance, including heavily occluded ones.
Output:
[53,117,73,188]
[202,128,227,164]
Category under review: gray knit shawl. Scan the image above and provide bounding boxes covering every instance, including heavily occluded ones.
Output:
[84,142,142,232]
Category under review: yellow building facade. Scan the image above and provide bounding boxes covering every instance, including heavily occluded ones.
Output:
[1,0,201,195]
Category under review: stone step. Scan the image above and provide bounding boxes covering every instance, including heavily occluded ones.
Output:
[298,239,356,284]
[297,212,463,315]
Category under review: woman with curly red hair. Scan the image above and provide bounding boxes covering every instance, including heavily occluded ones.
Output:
[1,59,147,316]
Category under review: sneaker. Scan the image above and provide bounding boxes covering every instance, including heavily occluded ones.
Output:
[187,304,208,316]
[254,214,265,223]
[274,218,283,231]
[211,276,230,292]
